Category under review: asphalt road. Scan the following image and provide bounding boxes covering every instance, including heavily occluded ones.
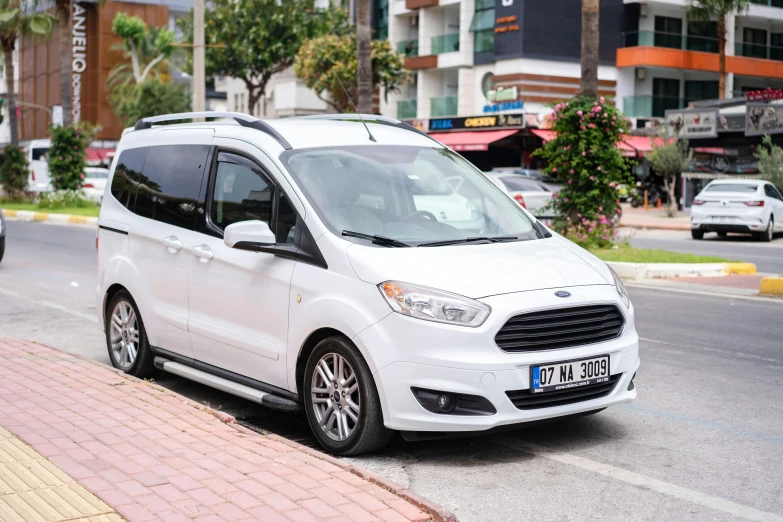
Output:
[1,220,782,522]
[628,228,783,274]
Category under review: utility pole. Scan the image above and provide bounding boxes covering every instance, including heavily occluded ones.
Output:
[356,0,372,114]
[193,0,206,118]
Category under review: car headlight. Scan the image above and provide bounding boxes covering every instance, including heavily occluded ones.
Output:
[378,281,490,327]
[607,265,631,309]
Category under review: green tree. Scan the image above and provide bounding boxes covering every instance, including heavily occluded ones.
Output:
[688,0,750,99]
[295,35,408,113]
[755,135,783,192]
[0,0,56,145]
[177,0,350,115]
[0,144,29,201]
[534,96,631,243]
[580,0,599,98]
[648,126,693,218]
[48,124,96,191]
[108,13,175,89]
[110,78,190,128]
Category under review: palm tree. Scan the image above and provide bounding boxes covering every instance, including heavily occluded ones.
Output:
[55,0,71,126]
[580,0,599,98]
[356,0,372,113]
[688,0,750,99]
[0,0,56,145]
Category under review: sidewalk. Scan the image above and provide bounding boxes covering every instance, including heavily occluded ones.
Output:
[0,339,452,522]
[620,205,690,231]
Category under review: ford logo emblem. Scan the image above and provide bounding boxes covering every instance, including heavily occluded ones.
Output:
[555,291,571,298]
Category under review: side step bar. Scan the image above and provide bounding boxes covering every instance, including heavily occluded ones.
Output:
[154,357,300,412]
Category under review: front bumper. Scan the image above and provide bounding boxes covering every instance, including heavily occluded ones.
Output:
[356,285,639,432]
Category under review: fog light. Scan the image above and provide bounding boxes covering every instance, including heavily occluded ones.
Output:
[437,394,455,413]
[627,372,636,391]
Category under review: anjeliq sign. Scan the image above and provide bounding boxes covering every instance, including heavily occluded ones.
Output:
[72,2,88,124]
[429,112,525,132]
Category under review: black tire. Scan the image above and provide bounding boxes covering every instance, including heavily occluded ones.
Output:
[758,218,774,242]
[716,231,727,238]
[303,336,392,456]
[691,229,704,240]
[104,290,156,378]
[0,237,5,264]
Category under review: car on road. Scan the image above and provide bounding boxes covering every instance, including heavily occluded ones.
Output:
[96,112,639,455]
[691,179,783,242]
[488,167,555,183]
[483,171,556,220]
[0,208,5,263]
[82,167,110,203]
[26,139,52,193]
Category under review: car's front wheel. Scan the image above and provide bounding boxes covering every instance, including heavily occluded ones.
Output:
[303,336,392,455]
[105,291,156,378]
[0,237,5,263]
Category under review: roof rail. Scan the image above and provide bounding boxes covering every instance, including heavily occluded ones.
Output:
[294,114,442,146]
[133,112,293,150]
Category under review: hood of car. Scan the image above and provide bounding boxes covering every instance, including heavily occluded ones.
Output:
[346,236,612,299]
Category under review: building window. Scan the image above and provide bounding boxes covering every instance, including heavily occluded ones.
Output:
[652,78,681,118]
[685,80,719,104]
[687,21,718,53]
[771,33,783,60]
[470,0,495,53]
[374,0,388,40]
[654,16,683,49]
[743,27,768,59]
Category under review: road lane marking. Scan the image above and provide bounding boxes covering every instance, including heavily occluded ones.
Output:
[626,282,783,304]
[494,437,783,522]
[0,287,98,323]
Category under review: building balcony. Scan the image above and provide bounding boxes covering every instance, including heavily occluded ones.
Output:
[623,96,687,118]
[432,34,460,55]
[397,99,417,120]
[431,96,458,117]
[735,41,783,61]
[397,39,419,57]
[623,31,719,53]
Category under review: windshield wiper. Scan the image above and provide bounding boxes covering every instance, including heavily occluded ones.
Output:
[342,230,411,248]
[417,236,518,248]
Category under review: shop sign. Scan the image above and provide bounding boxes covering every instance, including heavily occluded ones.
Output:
[665,108,718,139]
[482,86,523,113]
[745,88,783,102]
[746,102,783,136]
[493,0,523,59]
[72,2,88,124]
[429,112,524,132]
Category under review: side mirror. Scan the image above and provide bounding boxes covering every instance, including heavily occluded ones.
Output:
[224,220,276,249]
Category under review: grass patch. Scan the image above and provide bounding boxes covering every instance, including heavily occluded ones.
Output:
[589,244,739,264]
[0,202,100,217]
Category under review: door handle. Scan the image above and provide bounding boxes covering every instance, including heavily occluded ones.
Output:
[163,235,182,253]
[191,244,214,263]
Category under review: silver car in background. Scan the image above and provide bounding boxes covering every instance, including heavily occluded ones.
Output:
[484,171,556,222]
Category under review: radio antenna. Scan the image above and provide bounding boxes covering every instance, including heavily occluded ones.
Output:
[334,72,376,143]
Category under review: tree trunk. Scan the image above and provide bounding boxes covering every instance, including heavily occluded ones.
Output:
[580,0,600,98]
[356,0,372,114]
[59,0,72,127]
[4,48,19,146]
[664,174,677,218]
[717,14,726,99]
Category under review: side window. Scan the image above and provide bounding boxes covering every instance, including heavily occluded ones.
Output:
[110,147,148,210]
[773,186,783,201]
[764,185,776,199]
[277,192,297,244]
[136,145,210,229]
[210,160,273,231]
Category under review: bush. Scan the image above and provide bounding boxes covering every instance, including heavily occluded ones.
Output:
[0,145,30,202]
[534,96,632,231]
[37,189,92,209]
[560,216,619,249]
[48,124,93,191]
[110,79,190,128]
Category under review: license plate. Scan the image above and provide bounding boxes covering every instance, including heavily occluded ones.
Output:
[712,216,734,223]
[531,355,610,394]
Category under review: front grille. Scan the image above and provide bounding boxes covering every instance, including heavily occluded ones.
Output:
[495,305,624,352]
[506,374,622,410]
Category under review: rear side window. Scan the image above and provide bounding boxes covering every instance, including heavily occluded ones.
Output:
[705,183,758,193]
[110,147,148,210]
[136,145,210,229]
[501,177,546,192]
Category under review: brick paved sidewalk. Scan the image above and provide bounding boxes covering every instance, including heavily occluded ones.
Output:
[620,205,691,231]
[0,339,451,522]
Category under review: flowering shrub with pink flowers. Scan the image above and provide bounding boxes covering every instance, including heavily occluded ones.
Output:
[47,124,95,191]
[534,96,632,240]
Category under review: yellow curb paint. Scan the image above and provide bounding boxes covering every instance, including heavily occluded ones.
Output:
[759,277,783,296]
[0,427,119,521]
[0,209,17,217]
[725,263,756,275]
[67,215,88,224]
[32,212,50,222]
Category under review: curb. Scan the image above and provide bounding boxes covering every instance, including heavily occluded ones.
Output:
[608,261,757,280]
[0,208,98,226]
[759,277,783,296]
[28,340,457,522]
[620,222,690,232]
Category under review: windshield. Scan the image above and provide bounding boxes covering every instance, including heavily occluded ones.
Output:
[280,146,536,246]
[705,183,759,193]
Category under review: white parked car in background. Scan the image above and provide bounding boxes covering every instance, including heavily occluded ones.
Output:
[97,112,639,455]
[26,139,52,193]
[82,167,110,203]
[691,179,783,242]
[484,171,555,220]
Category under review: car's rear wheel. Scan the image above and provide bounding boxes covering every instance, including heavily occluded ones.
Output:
[303,336,392,455]
[757,218,774,242]
[0,237,5,263]
[691,229,704,240]
[105,291,156,378]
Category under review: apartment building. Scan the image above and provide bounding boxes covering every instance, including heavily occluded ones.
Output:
[618,0,783,127]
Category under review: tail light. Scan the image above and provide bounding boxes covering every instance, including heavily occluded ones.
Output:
[691,199,706,205]
[30,170,35,182]
[744,201,764,207]
[83,183,95,189]
[514,194,526,208]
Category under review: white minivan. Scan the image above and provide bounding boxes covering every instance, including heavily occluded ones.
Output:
[96,112,639,455]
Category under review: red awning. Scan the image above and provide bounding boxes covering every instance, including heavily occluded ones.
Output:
[531,129,556,142]
[621,136,653,156]
[428,130,519,151]
[85,148,115,166]
[532,129,650,158]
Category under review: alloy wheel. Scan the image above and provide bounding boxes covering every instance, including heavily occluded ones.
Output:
[310,353,360,441]
[109,301,139,370]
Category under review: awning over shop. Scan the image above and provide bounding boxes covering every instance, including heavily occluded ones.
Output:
[621,136,653,156]
[530,129,556,142]
[429,130,519,151]
[85,148,115,166]
[682,172,763,180]
[531,129,652,158]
